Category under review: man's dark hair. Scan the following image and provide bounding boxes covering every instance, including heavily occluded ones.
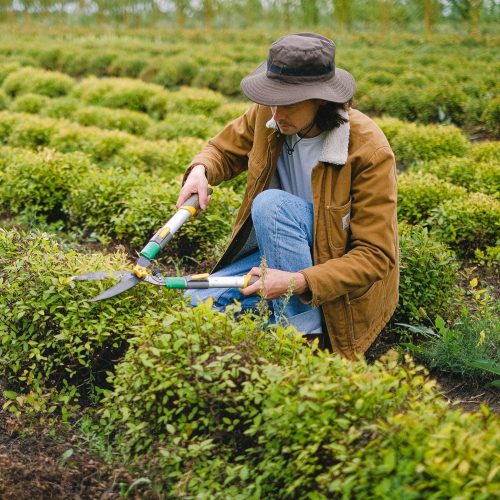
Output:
[315,100,352,131]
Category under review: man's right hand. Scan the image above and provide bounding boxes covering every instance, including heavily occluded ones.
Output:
[176,164,210,210]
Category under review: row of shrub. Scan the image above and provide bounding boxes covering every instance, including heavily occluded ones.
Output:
[0,29,498,134]
[0,110,205,178]
[0,145,473,328]
[0,146,241,260]
[0,109,473,181]
[1,227,498,496]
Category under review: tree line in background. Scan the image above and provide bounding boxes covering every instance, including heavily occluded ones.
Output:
[0,0,498,33]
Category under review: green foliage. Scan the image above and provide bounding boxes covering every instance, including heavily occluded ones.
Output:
[469,140,500,163]
[8,115,55,148]
[0,147,90,222]
[108,55,148,78]
[397,171,466,224]
[428,192,500,257]
[74,106,154,135]
[414,156,500,198]
[0,89,7,111]
[0,228,177,410]
[213,101,250,124]
[152,55,200,87]
[2,67,74,98]
[165,86,226,115]
[397,224,460,323]
[41,96,80,119]
[145,113,217,140]
[112,180,240,260]
[481,97,500,138]
[74,76,164,113]
[10,93,50,114]
[377,119,469,167]
[111,137,204,178]
[66,167,141,242]
[0,62,21,85]
[98,307,500,498]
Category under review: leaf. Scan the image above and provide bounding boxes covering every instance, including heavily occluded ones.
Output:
[467,359,500,376]
[59,448,74,466]
[3,390,17,400]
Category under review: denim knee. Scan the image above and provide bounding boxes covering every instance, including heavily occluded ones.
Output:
[251,189,285,219]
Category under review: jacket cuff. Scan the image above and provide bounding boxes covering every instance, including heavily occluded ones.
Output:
[298,271,314,305]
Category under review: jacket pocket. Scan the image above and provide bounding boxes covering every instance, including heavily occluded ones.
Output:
[325,197,351,252]
[347,279,386,349]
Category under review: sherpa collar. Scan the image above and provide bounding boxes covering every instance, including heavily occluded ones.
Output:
[266,109,350,165]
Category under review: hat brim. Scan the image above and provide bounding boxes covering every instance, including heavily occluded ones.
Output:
[241,62,356,106]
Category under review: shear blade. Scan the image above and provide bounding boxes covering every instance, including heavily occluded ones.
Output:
[90,274,142,302]
[72,270,133,281]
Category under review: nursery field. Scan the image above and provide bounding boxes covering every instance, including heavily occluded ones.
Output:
[0,26,499,498]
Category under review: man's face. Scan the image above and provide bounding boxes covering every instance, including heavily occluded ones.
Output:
[270,99,322,136]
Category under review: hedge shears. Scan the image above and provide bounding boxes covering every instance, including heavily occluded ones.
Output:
[72,190,258,301]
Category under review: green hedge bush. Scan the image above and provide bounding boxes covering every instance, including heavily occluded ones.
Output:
[73,76,164,112]
[0,228,178,410]
[428,192,500,257]
[2,66,74,98]
[397,171,466,224]
[97,302,499,498]
[41,96,80,119]
[0,89,7,111]
[0,62,21,85]
[377,118,469,167]
[165,86,226,115]
[397,224,460,323]
[213,101,250,124]
[151,55,201,87]
[145,113,217,140]
[74,105,154,136]
[413,156,500,198]
[481,97,500,138]
[469,141,500,163]
[10,93,50,114]
[0,147,90,222]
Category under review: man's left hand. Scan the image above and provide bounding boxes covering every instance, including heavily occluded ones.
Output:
[241,267,308,299]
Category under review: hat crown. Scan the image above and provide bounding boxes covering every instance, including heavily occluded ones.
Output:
[268,33,335,79]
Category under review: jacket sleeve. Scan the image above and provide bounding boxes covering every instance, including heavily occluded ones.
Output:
[183,104,259,186]
[300,145,398,306]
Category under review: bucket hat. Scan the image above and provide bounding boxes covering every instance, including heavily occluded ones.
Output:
[241,33,355,106]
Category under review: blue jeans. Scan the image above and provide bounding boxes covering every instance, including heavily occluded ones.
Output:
[186,189,323,334]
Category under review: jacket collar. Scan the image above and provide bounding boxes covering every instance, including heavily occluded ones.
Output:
[265,109,350,165]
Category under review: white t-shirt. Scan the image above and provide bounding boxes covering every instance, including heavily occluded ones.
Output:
[277,132,326,202]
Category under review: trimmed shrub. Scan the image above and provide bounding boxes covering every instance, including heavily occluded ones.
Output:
[108,55,148,78]
[98,305,500,498]
[469,141,500,163]
[0,111,19,144]
[145,113,218,141]
[50,123,130,163]
[0,62,21,85]
[145,91,171,120]
[2,67,74,98]
[66,166,141,241]
[165,86,226,115]
[397,171,466,224]
[8,114,55,149]
[41,96,80,119]
[10,93,50,114]
[0,89,7,111]
[414,156,500,198]
[153,55,200,87]
[74,106,154,136]
[397,224,460,323]
[0,228,177,409]
[381,120,469,167]
[428,192,500,257]
[111,137,204,178]
[112,180,240,260]
[482,97,500,138]
[213,101,250,124]
[74,77,164,113]
[0,148,90,222]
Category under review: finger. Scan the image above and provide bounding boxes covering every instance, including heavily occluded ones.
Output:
[240,279,262,296]
[249,267,261,276]
[199,187,209,210]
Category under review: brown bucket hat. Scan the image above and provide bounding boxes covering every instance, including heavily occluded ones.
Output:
[241,33,355,106]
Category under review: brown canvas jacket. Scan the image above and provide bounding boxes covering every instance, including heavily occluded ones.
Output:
[186,104,399,360]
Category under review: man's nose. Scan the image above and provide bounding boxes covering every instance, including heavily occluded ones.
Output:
[271,106,282,121]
